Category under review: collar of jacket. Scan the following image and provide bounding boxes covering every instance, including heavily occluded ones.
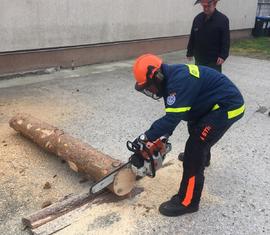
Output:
[203,8,218,21]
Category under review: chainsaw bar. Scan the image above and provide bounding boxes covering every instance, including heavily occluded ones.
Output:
[89,161,131,194]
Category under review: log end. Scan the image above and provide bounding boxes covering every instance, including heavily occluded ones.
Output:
[111,168,136,196]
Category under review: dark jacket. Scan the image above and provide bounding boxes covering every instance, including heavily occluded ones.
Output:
[186,9,230,64]
[144,64,244,141]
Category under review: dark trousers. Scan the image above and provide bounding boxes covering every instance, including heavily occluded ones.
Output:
[195,60,222,73]
[178,109,244,207]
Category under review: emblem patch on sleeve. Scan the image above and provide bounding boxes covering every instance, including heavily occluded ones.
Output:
[167,93,176,106]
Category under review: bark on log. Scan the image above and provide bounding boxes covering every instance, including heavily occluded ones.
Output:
[22,192,95,229]
[9,113,135,196]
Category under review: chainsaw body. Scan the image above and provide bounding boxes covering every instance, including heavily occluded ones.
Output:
[90,135,171,194]
[127,134,171,178]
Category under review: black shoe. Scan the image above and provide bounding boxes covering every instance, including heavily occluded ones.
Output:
[178,152,210,167]
[159,195,199,217]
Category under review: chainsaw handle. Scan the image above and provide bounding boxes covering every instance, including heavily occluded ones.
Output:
[126,140,140,152]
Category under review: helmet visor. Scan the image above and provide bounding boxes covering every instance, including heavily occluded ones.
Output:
[135,83,161,100]
[135,81,149,92]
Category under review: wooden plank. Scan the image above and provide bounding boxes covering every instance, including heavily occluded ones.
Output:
[22,192,98,229]
[30,203,91,235]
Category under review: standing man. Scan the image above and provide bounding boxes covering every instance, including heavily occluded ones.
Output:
[132,54,244,216]
[187,0,230,72]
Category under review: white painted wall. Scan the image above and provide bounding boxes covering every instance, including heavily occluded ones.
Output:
[0,0,258,52]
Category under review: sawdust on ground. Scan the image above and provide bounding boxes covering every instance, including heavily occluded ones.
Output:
[0,97,89,234]
[57,159,223,235]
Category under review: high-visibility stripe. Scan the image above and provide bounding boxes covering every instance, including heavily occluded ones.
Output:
[165,107,191,113]
[186,64,200,78]
[227,104,245,119]
[212,104,220,111]
[182,176,195,206]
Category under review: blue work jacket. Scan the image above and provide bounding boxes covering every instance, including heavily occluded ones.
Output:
[144,64,244,141]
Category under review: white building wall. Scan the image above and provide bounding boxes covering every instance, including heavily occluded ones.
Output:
[0,0,258,52]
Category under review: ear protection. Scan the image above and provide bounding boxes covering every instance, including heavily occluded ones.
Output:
[155,68,165,83]
[146,66,164,85]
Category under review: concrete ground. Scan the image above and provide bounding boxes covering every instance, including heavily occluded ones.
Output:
[0,51,269,235]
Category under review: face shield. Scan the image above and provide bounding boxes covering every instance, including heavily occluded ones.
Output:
[141,87,161,100]
[135,83,162,100]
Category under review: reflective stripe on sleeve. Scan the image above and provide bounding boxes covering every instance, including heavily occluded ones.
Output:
[186,64,200,79]
[227,104,245,119]
[165,107,191,113]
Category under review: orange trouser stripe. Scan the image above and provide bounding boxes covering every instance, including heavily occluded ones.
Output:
[182,176,195,206]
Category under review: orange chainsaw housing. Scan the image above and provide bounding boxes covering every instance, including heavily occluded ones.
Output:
[140,138,167,160]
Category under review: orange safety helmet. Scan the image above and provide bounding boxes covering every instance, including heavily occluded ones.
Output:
[133,54,163,88]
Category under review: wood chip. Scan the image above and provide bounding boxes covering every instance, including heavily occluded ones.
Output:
[43,182,51,190]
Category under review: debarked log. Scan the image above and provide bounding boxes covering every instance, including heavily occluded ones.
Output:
[9,113,135,196]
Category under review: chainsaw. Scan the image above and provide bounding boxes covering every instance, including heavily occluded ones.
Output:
[90,134,171,194]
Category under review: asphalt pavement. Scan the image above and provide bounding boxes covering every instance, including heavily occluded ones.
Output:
[0,51,269,235]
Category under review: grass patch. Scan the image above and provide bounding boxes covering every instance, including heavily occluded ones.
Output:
[230,37,270,60]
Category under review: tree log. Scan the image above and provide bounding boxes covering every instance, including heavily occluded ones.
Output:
[9,113,135,196]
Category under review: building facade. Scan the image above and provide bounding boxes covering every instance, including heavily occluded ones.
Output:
[0,0,258,75]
